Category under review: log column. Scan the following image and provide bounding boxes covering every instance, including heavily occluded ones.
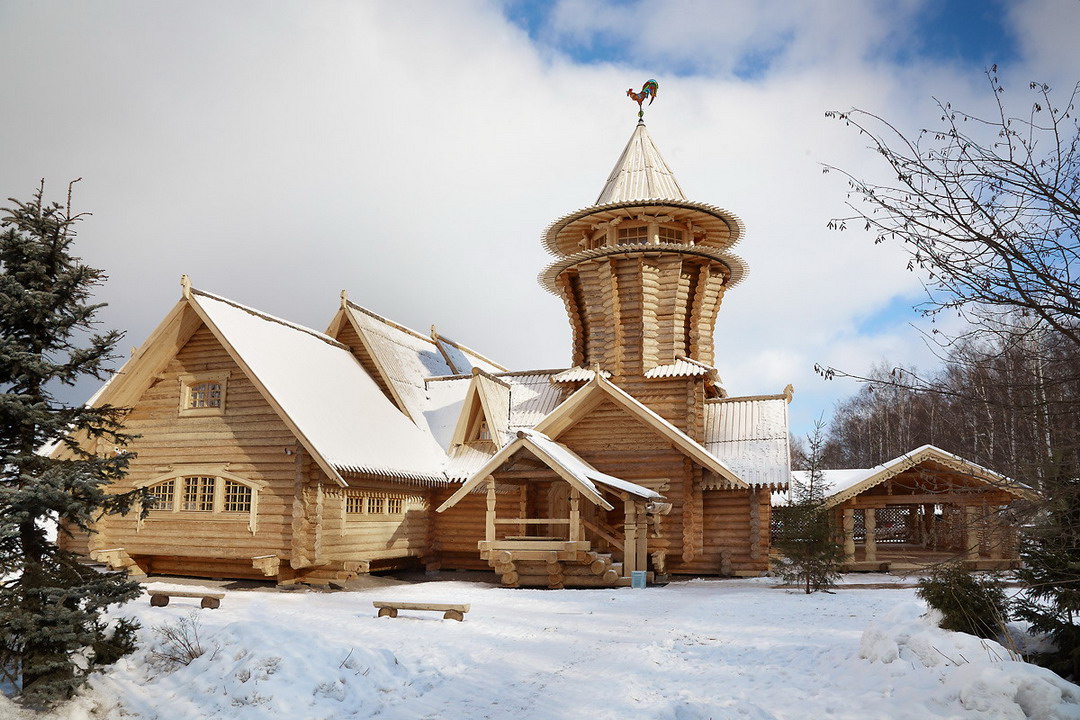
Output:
[842,509,855,564]
[964,505,980,562]
[569,489,581,542]
[624,500,638,575]
[485,477,496,544]
[636,503,649,574]
[864,508,877,563]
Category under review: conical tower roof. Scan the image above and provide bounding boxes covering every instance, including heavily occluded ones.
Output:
[596,120,687,204]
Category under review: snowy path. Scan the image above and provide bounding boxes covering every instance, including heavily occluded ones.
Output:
[6,577,1079,719]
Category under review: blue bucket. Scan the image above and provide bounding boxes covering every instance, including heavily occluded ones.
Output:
[631,570,647,589]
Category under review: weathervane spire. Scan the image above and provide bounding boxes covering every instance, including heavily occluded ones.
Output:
[626,79,659,122]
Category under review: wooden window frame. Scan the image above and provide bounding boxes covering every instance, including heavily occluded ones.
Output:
[658,226,685,244]
[137,463,266,534]
[178,371,231,417]
[615,224,649,246]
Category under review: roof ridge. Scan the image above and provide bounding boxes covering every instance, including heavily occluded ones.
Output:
[192,289,349,350]
[432,333,508,372]
[345,300,435,345]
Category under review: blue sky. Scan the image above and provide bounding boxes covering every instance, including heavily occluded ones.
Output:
[0,0,1076,440]
[504,0,1020,77]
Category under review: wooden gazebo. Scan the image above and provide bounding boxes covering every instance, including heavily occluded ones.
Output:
[436,430,663,588]
[808,446,1033,572]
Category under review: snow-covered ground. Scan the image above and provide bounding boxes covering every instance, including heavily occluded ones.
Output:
[4,575,1079,720]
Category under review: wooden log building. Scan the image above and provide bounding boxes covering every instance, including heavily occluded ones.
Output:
[57,115,1020,587]
[777,445,1032,572]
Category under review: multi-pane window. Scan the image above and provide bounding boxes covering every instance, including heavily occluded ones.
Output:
[179,373,228,415]
[189,382,223,409]
[146,481,174,510]
[182,476,216,512]
[658,226,684,243]
[387,497,403,515]
[616,225,649,245]
[222,480,252,513]
[345,495,365,514]
[367,496,384,514]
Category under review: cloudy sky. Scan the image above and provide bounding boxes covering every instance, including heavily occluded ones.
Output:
[2,0,1077,437]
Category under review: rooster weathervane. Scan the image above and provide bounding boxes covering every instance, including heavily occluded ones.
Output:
[627,79,659,120]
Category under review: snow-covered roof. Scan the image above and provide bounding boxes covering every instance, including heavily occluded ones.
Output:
[703,396,791,489]
[777,445,1032,509]
[596,120,687,205]
[550,367,611,383]
[435,429,660,514]
[535,373,747,489]
[193,291,450,484]
[505,372,569,430]
[521,430,660,501]
[644,357,717,379]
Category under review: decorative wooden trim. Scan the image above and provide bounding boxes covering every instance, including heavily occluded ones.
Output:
[137,464,265,534]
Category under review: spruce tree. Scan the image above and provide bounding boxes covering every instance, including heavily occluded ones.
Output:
[0,181,142,706]
[1013,467,1080,680]
[775,419,844,593]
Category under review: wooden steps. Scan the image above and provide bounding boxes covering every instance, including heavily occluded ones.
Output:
[491,550,627,588]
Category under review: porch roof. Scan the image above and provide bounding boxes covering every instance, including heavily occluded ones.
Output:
[435,429,661,514]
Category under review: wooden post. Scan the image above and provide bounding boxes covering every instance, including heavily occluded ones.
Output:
[624,500,638,575]
[964,505,980,562]
[988,508,1003,560]
[923,503,935,549]
[569,488,581,542]
[842,508,855,564]
[636,503,648,574]
[864,508,877,563]
[519,485,528,537]
[485,477,496,544]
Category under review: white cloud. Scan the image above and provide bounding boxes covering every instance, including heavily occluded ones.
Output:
[0,0,1075,437]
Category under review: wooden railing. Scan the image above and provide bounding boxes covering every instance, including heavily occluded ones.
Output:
[582,518,623,551]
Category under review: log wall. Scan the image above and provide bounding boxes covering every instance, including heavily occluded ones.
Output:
[679,489,772,576]
[320,487,431,563]
[431,490,489,570]
[556,254,728,376]
[87,325,312,575]
[557,398,692,568]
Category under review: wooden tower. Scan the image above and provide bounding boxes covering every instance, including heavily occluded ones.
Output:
[540,119,747,379]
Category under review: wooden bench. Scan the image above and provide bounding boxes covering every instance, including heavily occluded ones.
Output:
[148,589,225,609]
[373,601,470,622]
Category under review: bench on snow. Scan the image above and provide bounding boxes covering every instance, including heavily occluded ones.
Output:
[373,601,470,622]
[148,589,225,609]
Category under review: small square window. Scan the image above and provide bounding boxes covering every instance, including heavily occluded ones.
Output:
[367,496,384,514]
[387,497,403,514]
[346,495,365,514]
[189,382,222,408]
[179,373,229,416]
